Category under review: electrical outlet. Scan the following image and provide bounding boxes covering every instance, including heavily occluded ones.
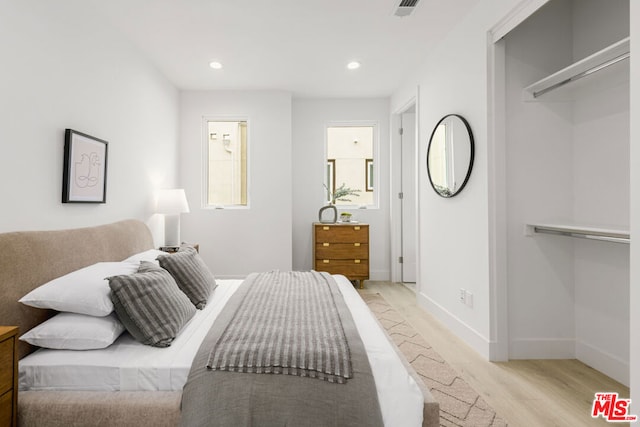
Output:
[465,291,474,308]
[459,288,466,304]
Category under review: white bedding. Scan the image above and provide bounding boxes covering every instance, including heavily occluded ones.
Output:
[20,275,423,426]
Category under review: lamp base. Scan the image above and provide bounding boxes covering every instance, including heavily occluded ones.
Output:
[164,214,181,247]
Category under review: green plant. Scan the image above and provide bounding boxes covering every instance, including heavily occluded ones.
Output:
[324,183,361,204]
[434,184,453,197]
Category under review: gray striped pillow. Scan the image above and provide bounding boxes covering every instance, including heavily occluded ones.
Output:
[157,246,216,309]
[108,261,196,347]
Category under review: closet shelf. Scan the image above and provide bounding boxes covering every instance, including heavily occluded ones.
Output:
[522,37,630,101]
[525,223,630,244]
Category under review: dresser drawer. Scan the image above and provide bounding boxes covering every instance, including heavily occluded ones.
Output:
[313,223,370,285]
[315,243,368,259]
[0,389,12,427]
[0,338,13,396]
[315,225,368,243]
[315,259,369,277]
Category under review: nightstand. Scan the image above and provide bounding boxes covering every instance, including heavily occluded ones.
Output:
[0,326,18,427]
[313,223,369,288]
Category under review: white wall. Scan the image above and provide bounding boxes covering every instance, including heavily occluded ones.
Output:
[629,0,640,410]
[501,0,630,386]
[503,0,577,360]
[392,1,527,358]
[292,98,391,279]
[179,91,292,278]
[571,0,629,384]
[0,1,179,243]
[392,0,635,381]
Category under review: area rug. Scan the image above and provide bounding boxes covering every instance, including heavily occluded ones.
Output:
[361,292,508,427]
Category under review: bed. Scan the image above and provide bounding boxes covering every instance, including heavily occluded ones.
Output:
[0,219,439,426]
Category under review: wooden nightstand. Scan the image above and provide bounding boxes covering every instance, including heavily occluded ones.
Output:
[0,327,18,427]
[313,223,369,288]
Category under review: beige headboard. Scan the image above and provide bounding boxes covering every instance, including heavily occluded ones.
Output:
[0,219,154,359]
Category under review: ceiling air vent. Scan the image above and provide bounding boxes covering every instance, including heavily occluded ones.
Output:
[393,0,420,17]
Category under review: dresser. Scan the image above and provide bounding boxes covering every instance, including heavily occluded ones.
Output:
[0,327,17,427]
[313,223,369,287]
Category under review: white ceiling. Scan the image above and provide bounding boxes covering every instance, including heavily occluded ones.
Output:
[89,0,479,98]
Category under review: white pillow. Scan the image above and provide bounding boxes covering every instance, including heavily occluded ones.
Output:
[19,262,137,316]
[123,249,167,265]
[20,312,125,350]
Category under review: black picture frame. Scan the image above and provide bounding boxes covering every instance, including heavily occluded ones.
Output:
[62,129,108,203]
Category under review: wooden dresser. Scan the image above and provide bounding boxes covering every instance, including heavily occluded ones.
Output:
[313,223,369,287]
[0,327,17,427]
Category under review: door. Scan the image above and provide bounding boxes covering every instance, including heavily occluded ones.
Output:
[401,110,417,283]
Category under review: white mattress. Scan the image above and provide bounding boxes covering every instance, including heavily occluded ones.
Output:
[20,276,423,426]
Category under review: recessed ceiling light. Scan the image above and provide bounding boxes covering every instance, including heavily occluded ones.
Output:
[347,61,361,70]
[209,61,223,70]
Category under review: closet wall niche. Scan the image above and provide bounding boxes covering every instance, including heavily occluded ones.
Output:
[503,0,630,385]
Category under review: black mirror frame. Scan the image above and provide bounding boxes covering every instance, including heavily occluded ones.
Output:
[426,114,475,198]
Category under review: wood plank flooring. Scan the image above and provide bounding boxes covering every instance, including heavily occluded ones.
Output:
[359,281,630,427]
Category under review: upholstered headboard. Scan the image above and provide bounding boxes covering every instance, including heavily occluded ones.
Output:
[0,219,154,359]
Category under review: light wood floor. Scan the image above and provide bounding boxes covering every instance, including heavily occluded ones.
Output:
[359,281,630,427]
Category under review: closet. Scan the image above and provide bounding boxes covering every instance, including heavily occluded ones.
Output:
[503,0,630,385]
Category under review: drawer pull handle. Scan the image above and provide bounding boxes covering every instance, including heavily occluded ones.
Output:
[323,226,330,230]
[354,259,361,264]
[323,260,330,264]
[323,243,330,247]
[354,243,360,247]
[354,226,361,230]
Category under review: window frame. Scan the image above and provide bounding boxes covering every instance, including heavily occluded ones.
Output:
[324,121,379,209]
[202,116,251,210]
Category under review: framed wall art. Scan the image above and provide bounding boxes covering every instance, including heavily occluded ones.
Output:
[62,129,108,203]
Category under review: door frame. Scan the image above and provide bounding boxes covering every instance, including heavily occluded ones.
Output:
[390,95,419,285]
[487,0,550,361]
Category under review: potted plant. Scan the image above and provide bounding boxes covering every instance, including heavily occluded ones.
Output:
[340,212,352,222]
[319,183,361,223]
[327,183,361,205]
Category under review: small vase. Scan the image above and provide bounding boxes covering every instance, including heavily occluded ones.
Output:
[318,205,337,223]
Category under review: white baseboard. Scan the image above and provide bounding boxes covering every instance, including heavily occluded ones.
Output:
[417,291,491,359]
[576,340,629,387]
[509,338,576,359]
[415,292,629,386]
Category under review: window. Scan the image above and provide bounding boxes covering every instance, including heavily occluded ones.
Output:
[204,119,248,208]
[326,124,376,207]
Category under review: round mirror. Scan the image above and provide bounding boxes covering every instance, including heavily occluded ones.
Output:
[426,114,474,198]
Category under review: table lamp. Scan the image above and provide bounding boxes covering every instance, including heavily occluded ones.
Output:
[156,189,190,247]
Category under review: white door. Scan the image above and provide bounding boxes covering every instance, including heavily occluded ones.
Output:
[401,111,417,283]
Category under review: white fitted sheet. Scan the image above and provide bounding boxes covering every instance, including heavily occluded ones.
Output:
[20,275,423,426]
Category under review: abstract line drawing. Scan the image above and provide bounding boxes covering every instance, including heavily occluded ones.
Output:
[62,129,108,203]
[74,152,102,188]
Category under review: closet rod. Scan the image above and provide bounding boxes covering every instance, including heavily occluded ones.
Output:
[533,226,630,244]
[533,52,630,98]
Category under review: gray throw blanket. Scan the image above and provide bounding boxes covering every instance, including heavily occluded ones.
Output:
[206,270,351,383]
[181,271,384,427]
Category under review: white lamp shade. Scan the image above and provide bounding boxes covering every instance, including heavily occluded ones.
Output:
[156,189,190,214]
